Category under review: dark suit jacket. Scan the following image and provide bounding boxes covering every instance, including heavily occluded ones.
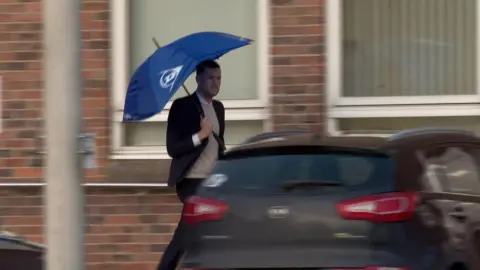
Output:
[166,93,225,187]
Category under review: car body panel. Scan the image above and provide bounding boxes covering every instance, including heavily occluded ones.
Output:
[182,130,480,269]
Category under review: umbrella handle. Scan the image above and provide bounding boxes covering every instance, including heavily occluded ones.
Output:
[152,37,226,152]
[198,109,227,152]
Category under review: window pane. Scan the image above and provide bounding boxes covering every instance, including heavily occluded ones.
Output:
[338,116,480,134]
[422,147,480,195]
[209,153,394,194]
[129,0,258,100]
[342,0,476,97]
[124,120,264,147]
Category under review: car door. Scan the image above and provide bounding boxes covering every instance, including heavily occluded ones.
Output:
[417,143,480,267]
[465,144,480,268]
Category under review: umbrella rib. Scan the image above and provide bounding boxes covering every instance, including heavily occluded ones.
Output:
[152,37,191,96]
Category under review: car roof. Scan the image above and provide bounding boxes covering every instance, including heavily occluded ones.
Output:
[227,128,480,155]
[0,233,44,252]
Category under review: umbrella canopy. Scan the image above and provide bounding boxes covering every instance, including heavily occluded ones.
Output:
[123,31,253,122]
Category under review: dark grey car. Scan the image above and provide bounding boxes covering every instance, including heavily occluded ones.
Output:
[0,233,44,270]
[181,128,480,270]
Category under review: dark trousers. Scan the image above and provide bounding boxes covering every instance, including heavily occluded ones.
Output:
[157,178,203,270]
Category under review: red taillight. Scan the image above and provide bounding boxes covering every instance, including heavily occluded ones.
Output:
[336,192,418,222]
[334,267,409,270]
[183,196,229,224]
[191,267,406,270]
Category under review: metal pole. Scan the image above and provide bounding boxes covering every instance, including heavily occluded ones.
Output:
[43,0,84,269]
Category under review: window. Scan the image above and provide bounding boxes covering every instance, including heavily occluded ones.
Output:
[110,0,270,159]
[326,0,480,136]
[208,153,394,194]
[420,146,480,195]
[123,121,264,147]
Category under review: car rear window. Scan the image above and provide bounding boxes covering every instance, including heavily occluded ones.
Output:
[205,153,394,194]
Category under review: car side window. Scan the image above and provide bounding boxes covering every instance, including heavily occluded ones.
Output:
[419,146,480,195]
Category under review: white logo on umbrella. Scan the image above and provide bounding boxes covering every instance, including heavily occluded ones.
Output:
[159,65,183,92]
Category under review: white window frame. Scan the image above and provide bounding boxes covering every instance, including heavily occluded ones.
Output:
[109,0,271,159]
[325,0,480,135]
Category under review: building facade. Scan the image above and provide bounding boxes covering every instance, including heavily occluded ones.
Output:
[0,0,325,269]
[1,0,476,268]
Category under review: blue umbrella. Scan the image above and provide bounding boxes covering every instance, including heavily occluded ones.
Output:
[122,31,253,122]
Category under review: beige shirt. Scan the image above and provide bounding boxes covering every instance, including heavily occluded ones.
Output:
[186,92,220,178]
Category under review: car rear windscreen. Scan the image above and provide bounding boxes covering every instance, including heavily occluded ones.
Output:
[205,152,394,194]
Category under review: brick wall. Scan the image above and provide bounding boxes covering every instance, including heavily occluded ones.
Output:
[0,0,326,269]
[270,0,326,133]
[0,187,181,270]
[0,0,110,183]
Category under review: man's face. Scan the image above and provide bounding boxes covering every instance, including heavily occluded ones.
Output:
[197,67,221,98]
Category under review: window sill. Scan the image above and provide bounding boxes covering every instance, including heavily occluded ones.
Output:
[110,144,239,160]
[330,103,480,118]
[335,95,480,106]
[113,107,269,122]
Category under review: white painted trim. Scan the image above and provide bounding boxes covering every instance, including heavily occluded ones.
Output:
[112,100,266,114]
[477,0,480,97]
[111,120,123,152]
[326,117,340,136]
[111,115,266,159]
[110,0,271,156]
[325,0,341,137]
[110,144,240,160]
[337,95,480,106]
[331,104,480,118]
[114,108,268,122]
[325,0,342,113]
[110,0,128,152]
[111,108,267,156]
[257,0,271,107]
[110,153,172,160]
[110,0,129,111]
[337,95,480,107]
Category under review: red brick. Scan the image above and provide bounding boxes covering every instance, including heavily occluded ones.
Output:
[105,215,140,225]
[83,98,109,108]
[272,65,324,76]
[272,6,324,17]
[270,44,324,55]
[271,0,325,6]
[2,215,42,226]
[5,158,26,167]
[271,25,324,36]
[13,168,42,178]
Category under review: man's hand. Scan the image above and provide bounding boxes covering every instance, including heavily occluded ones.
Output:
[198,117,213,140]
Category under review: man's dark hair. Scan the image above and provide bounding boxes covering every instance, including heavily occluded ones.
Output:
[196,60,220,75]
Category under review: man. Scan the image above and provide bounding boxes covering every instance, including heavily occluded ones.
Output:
[157,60,225,270]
